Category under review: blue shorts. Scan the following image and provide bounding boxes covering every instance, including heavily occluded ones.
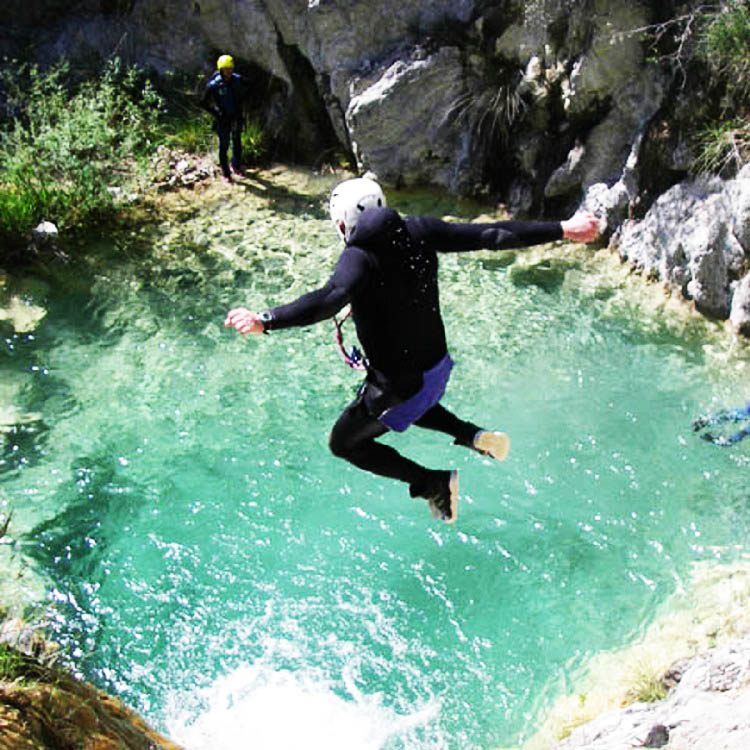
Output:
[378,354,453,432]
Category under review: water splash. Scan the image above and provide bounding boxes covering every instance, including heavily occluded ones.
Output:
[165,662,441,750]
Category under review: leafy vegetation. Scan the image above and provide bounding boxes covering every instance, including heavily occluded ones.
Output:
[692,0,750,174]
[0,643,21,681]
[0,58,163,245]
[0,58,275,253]
[699,0,750,97]
[160,112,215,154]
[241,117,269,164]
[0,642,31,682]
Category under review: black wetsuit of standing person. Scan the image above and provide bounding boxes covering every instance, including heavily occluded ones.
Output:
[255,206,565,512]
[200,57,246,180]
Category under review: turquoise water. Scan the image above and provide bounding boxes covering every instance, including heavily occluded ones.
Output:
[2,187,750,749]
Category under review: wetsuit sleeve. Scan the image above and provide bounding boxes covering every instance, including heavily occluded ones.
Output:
[264,246,371,331]
[408,215,563,252]
[200,82,219,116]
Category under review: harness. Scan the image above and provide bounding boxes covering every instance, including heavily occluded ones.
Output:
[333,307,367,371]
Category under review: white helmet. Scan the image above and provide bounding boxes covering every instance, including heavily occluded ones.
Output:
[329,177,386,242]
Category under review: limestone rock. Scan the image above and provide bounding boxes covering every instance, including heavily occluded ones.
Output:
[614,170,750,322]
[553,634,750,750]
[729,274,750,336]
[345,47,476,191]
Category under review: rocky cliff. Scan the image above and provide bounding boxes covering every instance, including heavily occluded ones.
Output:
[0,1,721,207]
[0,620,181,750]
[1,0,748,335]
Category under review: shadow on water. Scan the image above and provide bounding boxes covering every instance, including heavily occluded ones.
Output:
[231,170,329,220]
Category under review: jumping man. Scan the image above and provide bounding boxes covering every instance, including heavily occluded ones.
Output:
[225,178,600,522]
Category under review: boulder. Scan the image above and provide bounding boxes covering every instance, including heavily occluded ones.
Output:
[730,274,750,336]
[345,47,477,191]
[614,170,750,322]
[553,634,750,750]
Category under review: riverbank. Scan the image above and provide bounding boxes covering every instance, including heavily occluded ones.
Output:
[526,560,750,750]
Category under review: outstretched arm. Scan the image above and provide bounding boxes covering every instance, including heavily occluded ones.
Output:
[409,211,600,252]
[224,245,370,335]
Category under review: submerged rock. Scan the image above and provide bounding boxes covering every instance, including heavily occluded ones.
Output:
[509,257,579,292]
[0,274,48,344]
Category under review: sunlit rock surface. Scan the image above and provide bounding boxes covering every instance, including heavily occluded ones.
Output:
[614,166,750,330]
[0,624,182,750]
[528,563,750,750]
[552,635,750,750]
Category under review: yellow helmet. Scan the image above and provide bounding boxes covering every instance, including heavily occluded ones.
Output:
[217,54,234,71]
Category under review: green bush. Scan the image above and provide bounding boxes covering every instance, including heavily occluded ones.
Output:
[699,0,750,101]
[0,58,164,244]
[161,113,215,154]
[693,0,750,174]
[241,117,269,165]
[0,642,27,682]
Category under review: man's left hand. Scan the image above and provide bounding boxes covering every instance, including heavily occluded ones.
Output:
[561,212,601,243]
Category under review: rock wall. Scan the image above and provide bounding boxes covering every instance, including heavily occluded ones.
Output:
[0,2,691,200]
[613,165,750,328]
[0,0,748,331]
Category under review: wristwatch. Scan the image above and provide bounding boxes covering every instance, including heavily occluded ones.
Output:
[258,311,273,333]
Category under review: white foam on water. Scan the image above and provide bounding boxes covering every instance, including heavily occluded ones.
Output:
[164,662,441,750]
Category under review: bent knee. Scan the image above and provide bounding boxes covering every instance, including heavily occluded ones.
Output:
[329,429,352,459]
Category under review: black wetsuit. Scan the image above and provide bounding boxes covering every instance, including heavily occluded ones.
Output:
[263,207,563,495]
[200,71,246,177]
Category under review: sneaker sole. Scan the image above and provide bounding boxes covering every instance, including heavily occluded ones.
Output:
[447,470,459,524]
[474,431,510,461]
[426,470,459,523]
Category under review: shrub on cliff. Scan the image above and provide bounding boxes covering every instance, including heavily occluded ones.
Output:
[0,58,163,248]
[693,0,750,174]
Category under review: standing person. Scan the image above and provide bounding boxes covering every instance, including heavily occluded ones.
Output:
[225,177,600,523]
[201,54,246,184]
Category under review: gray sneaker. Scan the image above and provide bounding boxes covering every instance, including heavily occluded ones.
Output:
[472,430,510,461]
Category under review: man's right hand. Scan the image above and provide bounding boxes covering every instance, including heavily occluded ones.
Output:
[224,307,265,335]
